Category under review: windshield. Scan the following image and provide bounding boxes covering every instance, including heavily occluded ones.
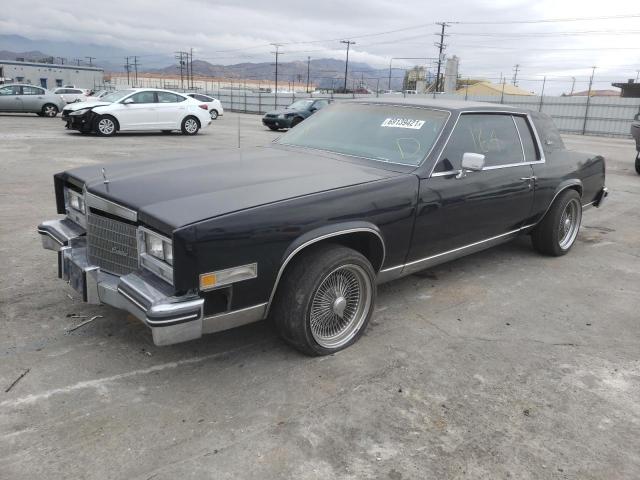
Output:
[277,103,450,166]
[101,90,135,103]
[287,99,314,110]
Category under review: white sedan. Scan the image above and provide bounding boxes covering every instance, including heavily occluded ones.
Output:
[53,87,88,103]
[62,88,212,136]
[186,93,224,120]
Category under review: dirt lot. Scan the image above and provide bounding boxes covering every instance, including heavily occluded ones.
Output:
[1,111,639,480]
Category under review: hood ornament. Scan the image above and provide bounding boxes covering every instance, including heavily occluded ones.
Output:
[101,167,109,185]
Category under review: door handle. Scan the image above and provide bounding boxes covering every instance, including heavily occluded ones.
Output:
[520,176,537,181]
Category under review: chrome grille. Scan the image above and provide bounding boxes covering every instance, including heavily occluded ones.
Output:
[87,212,138,276]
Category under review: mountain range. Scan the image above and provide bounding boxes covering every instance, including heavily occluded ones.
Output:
[0,35,405,89]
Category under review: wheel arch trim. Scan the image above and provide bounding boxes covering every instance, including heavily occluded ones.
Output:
[535,179,583,227]
[264,224,386,316]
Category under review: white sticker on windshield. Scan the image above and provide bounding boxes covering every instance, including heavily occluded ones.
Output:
[381,118,426,129]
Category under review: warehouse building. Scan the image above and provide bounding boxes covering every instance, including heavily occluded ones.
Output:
[0,60,104,90]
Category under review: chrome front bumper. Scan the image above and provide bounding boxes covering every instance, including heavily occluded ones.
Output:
[38,218,205,346]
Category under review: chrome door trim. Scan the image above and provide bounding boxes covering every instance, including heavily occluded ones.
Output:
[378,223,535,280]
[265,227,386,316]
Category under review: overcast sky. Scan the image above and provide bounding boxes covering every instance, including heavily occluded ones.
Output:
[1,0,639,94]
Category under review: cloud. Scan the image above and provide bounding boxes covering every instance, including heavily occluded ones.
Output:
[1,0,639,94]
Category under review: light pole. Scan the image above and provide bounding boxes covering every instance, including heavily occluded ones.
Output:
[306,56,311,93]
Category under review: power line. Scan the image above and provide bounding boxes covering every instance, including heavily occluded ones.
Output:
[455,13,640,25]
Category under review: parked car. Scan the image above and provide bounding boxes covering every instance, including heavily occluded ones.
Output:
[62,88,212,136]
[54,87,88,103]
[632,112,640,174]
[85,90,112,103]
[185,93,224,119]
[262,98,329,130]
[38,99,607,355]
[0,84,65,117]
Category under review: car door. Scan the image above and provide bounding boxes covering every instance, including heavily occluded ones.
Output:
[0,85,22,112]
[114,91,158,130]
[156,91,187,128]
[405,113,535,271]
[20,85,45,113]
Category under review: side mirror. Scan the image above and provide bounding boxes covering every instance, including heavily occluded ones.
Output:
[457,152,485,179]
[123,98,134,105]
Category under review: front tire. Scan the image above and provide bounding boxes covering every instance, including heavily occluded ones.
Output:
[181,116,200,135]
[95,115,117,136]
[531,189,582,256]
[290,116,303,128]
[271,244,376,356]
[41,104,59,117]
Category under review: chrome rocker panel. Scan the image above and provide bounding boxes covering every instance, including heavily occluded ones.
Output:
[38,218,264,346]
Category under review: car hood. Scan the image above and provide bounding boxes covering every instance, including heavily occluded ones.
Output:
[61,145,399,233]
[63,101,110,111]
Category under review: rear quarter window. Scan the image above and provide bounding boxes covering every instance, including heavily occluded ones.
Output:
[529,111,565,154]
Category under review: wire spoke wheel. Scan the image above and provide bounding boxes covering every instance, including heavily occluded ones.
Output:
[309,264,372,349]
[558,198,581,250]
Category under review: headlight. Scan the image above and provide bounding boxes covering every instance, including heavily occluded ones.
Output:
[70,108,90,116]
[64,187,85,214]
[138,227,174,284]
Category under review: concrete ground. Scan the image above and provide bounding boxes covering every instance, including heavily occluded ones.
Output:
[1,111,639,480]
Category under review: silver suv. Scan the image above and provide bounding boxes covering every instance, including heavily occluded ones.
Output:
[0,84,66,117]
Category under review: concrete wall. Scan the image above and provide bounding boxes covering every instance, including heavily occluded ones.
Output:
[0,61,104,90]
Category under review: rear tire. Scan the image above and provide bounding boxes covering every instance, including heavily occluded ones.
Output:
[95,115,117,136]
[181,116,200,135]
[209,109,218,120]
[531,189,582,256]
[271,244,376,356]
[41,104,59,117]
[635,153,640,175]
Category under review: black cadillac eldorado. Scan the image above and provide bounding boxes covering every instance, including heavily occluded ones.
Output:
[38,99,608,355]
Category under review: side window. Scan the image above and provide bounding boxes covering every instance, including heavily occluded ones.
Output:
[435,114,524,172]
[56,79,63,87]
[0,86,16,95]
[313,100,328,110]
[128,91,156,104]
[193,94,209,102]
[22,86,42,95]
[513,116,540,162]
[157,92,182,103]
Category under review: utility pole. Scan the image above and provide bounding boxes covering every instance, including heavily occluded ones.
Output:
[57,57,65,65]
[434,22,449,92]
[340,40,356,93]
[85,56,95,67]
[189,48,194,89]
[306,56,311,93]
[74,58,81,66]
[271,44,283,108]
[512,64,520,86]
[175,52,186,89]
[570,76,576,95]
[583,66,597,135]
[124,57,131,85]
[132,56,139,86]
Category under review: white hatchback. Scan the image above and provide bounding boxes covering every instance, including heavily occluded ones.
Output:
[186,93,224,120]
[63,88,212,136]
[54,87,87,103]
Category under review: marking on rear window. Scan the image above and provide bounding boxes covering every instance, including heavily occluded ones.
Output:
[381,118,426,129]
